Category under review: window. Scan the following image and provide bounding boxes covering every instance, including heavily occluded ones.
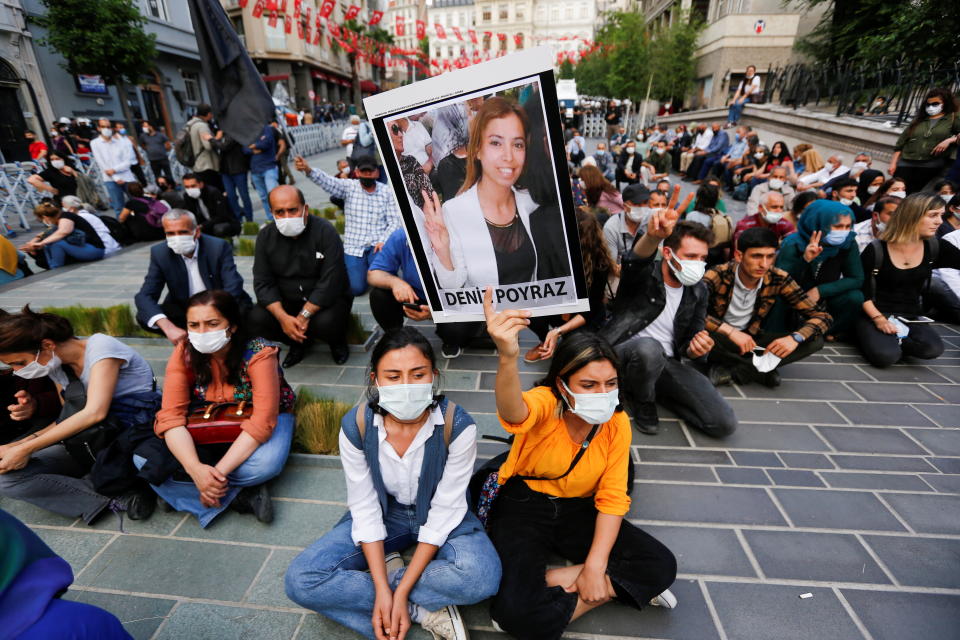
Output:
[516,3,524,20]
[482,6,491,22]
[565,4,573,19]
[482,33,491,49]
[265,18,286,50]
[579,3,588,19]
[550,6,559,21]
[499,36,506,52]
[145,0,169,20]
[498,4,508,21]
[182,72,202,103]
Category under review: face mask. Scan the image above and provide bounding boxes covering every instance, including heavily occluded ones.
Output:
[51,160,65,170]
[560,380,619,425]
[839,197,854,206]
[275,215,306,237]
[377,382,434,421]
[762,209,784,224]
[926,104,943,116]
[49,130,58,137]
[625,147,635,155]
[852,161,868,170]
[118,128,126,135]
[734,133,742,142]
[628,206,650,224]
[100,128,113,138]
[768,178,784,190]
[888,190,907,199]
[14,349,63,382]
[655,147,665,155]
[358,177,377,188]
[875,220,887,234]
[754,152,765,160]
[867,185,879,195]
[667,254,706,286]
[185,187,202,199]
[143,126,150,133]
[166,234,196,256]
[188,328,231,354]
[825,229,850,245]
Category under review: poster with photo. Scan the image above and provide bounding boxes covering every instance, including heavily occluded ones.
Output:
[363,47,588,323]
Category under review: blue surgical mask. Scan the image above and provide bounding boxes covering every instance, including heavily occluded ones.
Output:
[734,133,742,142]
[825,230,850,246]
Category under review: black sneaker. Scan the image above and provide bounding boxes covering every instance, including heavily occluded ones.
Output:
[121,487,157,521]
[330,342,350,365]
[630,401,660,435]
[708,365,733,387]
[232,485,274,523]
[441,343,462,359]
[759,369,782,388]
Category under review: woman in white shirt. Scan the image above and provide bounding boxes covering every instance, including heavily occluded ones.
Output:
[423,96,543,290]
[727,65,761,125]
[285,327,500,640]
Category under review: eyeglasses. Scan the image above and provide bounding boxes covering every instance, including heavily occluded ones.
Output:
[390,124,401,135]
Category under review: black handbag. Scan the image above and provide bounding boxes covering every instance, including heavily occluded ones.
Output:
[57,366,125,467]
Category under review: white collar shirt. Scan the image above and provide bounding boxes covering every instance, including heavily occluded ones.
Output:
[90,135,137,183]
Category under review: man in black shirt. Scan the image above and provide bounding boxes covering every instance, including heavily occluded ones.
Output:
[605,100,621,145]
[247,185,353,367]
[181,172,239,238]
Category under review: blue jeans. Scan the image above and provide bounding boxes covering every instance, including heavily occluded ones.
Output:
[344,247,375,297]
[285,501,501,640]
[222,171,253,221]
[104,181,127,215]
[132,412,294,528]
[44,241,104,269]
[727,97,749,123]
[251,167,280,220]
[698,154,723,181]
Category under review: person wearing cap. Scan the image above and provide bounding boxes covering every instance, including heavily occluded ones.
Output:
[295,154,400,297]
[603,184,659,269]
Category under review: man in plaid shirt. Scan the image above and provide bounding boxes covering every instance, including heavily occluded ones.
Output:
[704,227,832,387]
[295,154,400,296]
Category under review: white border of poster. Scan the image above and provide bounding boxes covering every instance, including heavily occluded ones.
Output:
[363,47,588,323]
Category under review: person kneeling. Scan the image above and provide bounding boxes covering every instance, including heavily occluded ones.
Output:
[704,227,832,387]
[484,294,677,640]
[137,290,295,527]
[285,327,500,640]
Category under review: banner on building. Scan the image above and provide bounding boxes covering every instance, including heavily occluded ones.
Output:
[362,47,587,323]
[434,23,446,39]
[415,19,426,39]
[395,15,405,36]
[369,10,383,25]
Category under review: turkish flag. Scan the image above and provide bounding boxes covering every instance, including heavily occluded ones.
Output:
[369,10,383,25]
[268,10,278,28]
[452,26,462,40]
[284,15,291,33]
[496,32,506,41]
[318,0,335,19]
[416,20,425,39]
[314,30,320,45]
[297,21,304,39]
[435,23,446,39]
[293,0,300,19]
[514,33,522,47]
[278,0,286,13]
[468,29,477,44]
[344,4,360,21]
[330,23,340,37]
[238,0,248,7]
[265,0,277,11]
[395,16,405,36]
[252,0,264,18]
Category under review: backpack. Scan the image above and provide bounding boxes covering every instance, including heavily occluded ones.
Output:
[174,119,199,167]
[135,197,170,228]
[709,210,734,247]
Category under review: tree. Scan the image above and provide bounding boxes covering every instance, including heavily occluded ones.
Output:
[574,49,612,97]
[558,58,575,79]
[35,0,157,131]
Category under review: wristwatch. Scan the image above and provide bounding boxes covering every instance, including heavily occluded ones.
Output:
[299,309,313,319]
[790,332,805,343]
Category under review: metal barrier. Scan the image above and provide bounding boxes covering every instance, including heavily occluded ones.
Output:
[288,122,345,157]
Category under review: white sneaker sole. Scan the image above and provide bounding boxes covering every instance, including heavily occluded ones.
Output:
[650,588,678,609]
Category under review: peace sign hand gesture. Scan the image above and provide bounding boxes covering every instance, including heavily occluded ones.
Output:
[646,206,681,240]
[804,230,824,263]
[483,287,531,360]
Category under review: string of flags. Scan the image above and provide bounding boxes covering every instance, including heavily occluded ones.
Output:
[236,1,597,75]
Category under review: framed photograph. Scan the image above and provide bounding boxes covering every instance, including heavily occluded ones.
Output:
[363,47,588,323]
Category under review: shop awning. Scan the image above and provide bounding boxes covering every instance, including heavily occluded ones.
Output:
[360,80,379,93]
[261,73,290,82]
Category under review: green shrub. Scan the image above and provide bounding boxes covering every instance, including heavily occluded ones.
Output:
[293,388,352,455]
[236,238,256,256]
[323,206,339,219]
[40,304,151,338]
[334,215,345,235]
[309,207,322,217]
[346,312,369,345]
[242,221,260,236]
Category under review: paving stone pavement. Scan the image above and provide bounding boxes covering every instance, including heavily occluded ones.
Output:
[2,149,959,639]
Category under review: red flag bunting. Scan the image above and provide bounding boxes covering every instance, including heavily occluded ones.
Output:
[369,10,383,25]
[434,24,446,39]
[496,32,506,40]
[239,0,248,7]
[313,30,320,45]
[284,15,292,33]
[265,0,277,11]
[252,0,264,17]
[278,0,286,13]
[452,26,462,40]
[415,20,425,39]
[514,33,522,47]
[344,4,360,21]
[468,29,477,44]
[329,23,340,37]
[297,21,304,39]
[395,16,405,36]
[293,0,300,19]
[268,10,278,28]
[318,0,335,19]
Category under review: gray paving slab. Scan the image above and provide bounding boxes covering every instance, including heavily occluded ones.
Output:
[923,383,960,402]
[691,422,830,452]
[831,402,936,427]
[862,535,960,589]
[174,501,343,547]
[920,473,960,493]
[905,428,960,455]
[736,379,860,401]
[846,381,943,403]
[912,404,960,427]
[726,399,847,424]
[816,426,928,455]
[829,453,940,473]
[32,528,114,572]
[927,457,960,473]
[840,589,960,640]
[634,464,719,483]
[153,602,302,640]
[742,530,890,584]
[642,526,757,578]
[772,488,907,532]
[820,471,934,492]
[863,365,952,383]
[269,464,348,502]
[778,452,835,469]
[628,484,787,526]
[632,418,692,447]
[635,448,732,465]
[882,493,960,534]
[244,549,303,608]
[715,467,771,485]
[766,469,825,487]
[707,582,862,640]
[64,591,175,640]
[730,451,783,467]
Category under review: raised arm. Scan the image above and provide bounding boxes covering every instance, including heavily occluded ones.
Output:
[483,287,531,425]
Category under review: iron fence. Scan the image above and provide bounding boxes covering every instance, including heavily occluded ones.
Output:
[761,58,960,127]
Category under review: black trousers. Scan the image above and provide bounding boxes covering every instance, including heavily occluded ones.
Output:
[137,300,187,334]
[686,153,706,178]
[131,164,147,185]
[707,330,825,374]
[149,159,174,183]
[489,479,676,640]
[894,164,945,195]
[246,298,351,349]
[368,287,482,347]
[855,314,943,368]
[122,215,164,243]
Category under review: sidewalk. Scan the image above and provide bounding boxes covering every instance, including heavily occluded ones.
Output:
[1,151,958,639]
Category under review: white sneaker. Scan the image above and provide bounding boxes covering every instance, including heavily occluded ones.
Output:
[385,551,404,578]
[650,588,678,609]
[421,605,469,640]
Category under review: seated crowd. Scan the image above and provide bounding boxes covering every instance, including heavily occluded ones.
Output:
[2,87,960,640]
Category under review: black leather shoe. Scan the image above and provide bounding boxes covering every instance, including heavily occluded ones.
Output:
[630,402,660,435]
[282,344,307,368]
[330,342,350,365]
[760,369,782,388]
[123,487,157,521]
[233,485,274,523]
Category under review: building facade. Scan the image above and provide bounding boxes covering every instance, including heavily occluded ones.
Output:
[426,0,476,70]
[21,0,211,142]
[642,0,825,109]
[383,0,426,87]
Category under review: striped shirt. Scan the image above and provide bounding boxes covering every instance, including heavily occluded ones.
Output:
[307,169,401,257]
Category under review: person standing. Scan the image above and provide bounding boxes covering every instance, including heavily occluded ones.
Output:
[90,119,137,215]
[249,123,281,220]
[113,121,147,186]
[186,104,223,190]
[604,100,621,145]
[889,89,960,194]
[139,121,173,184]
[220,136,254,223]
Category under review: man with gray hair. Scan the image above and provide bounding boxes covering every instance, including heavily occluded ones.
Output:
[134,208,251,343]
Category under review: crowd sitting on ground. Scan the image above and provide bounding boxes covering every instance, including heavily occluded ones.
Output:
[2,86,960,640]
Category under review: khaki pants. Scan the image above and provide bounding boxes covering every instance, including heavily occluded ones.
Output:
[680,151,697,173]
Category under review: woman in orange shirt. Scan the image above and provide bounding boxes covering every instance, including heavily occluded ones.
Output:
[483,290,677,639]
[135,290,295,527]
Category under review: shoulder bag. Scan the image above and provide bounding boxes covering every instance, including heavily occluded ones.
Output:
[186,401,254,445]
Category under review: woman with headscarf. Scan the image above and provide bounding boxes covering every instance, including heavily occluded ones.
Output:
[431,109,470,202]
[775,200,864,340]
[856,169,885,207]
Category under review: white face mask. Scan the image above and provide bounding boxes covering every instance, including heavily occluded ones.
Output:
[625,147,636,155]
[888,190,907,199]
[14,349,63,382]
[166,234,196,256]
[51,160,65,170]
[768,178,784,190]
[142,126,151,133]
[926,104,943,116]
[561,380,618,425]
[184,187,202,199]
[754,152,765,160]
[852,161,869,170]
[377,382,434,421]
[875,220,887,234]
[188,328,231,354]
[839,197,854,207]
[867,185,880,195]
[627,205,649,224]
[275,215,306,237]
[667,253,706,286]
[100,128,113,138]
[655,147,665,155]
[762,208,784,224]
